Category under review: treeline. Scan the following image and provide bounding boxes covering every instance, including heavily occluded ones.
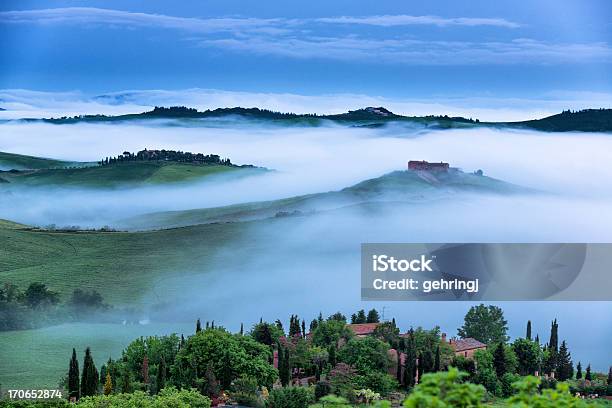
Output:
[0,282,110,331]
[98,148,232,167]
[518,108,612,132]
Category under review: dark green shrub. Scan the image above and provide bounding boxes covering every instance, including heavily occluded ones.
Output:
[267,387,313,408]
[314,381,332,400]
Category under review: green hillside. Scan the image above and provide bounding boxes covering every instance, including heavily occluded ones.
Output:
[0,161,262,188]
[0,221,251,305]
[0,168,530,305]
[513,108,612,132]
[121,169,528,230]
[0,151,83,170]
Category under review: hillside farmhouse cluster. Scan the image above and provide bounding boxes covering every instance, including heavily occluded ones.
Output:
[408,160,450,172]
[273,322,486,386]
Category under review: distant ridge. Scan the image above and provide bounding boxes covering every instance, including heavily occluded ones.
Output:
[18,105,612,132]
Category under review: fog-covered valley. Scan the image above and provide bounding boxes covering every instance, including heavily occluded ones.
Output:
[1,118,611,387]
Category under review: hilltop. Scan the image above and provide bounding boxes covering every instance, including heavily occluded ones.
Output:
[510,108,612,132]
[0,149,263,188]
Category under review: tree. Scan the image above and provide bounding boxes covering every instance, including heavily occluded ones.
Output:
[458,304,508,344]
[157,357,167,393]
[328,312,347,322]
[142,355,150,390]
[543,320,559,375]
[366,309,380,323]
[403,329,417,388]
[512,338,541,376]
[585,364,592,381]
[434,346,441,372]
[526,320,532,341]
[608,366,612,385]
[279,346,291,387]
[173,329,277,389]
[328,344,337,367]
[103,373,112,395]
[68,348,80,400]
[576,362,582,379]
[556,341,573,381]
[338,337,390,374]
[196,318,202,333]
[21,282,59,308]
[81,347,99,397]
[352,309,367,324]
[493,343,507,378]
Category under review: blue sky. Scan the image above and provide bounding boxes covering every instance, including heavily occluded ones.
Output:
[0,0,611,116]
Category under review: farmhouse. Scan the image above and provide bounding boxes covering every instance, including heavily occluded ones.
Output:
[442,333,487,358]
[408,160,449,172]
[346,323,381,337]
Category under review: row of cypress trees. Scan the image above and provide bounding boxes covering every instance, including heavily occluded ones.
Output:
[68,347,99,401]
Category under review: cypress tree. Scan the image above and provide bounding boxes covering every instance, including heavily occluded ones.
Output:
[607,366,611,385]
[585,364,592,381]
[142,355,149,388]
[302,320,306,338]
[68,348,80,400]
[81,347,99,397]
[557,341,573,381]
[103,373,112,395]
[434,345,441,372]
[493,343,507,377]
[328,344,337,367]
[576,362,582,379]
[279,346,290,386]
[535,334,539,344]
[403,329,417,388]
[196,319,202,333]
[220,349,232,389]
[526,320,532,340]
[157,357,166,393]
[239,323,244,335]
[396,349,402,383]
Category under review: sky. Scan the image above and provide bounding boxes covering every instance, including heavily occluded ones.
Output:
[0,0,611,120]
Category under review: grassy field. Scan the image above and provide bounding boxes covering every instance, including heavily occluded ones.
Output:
[0,161,256,188]
[0,220,262,305]
[0,151,83,171]
[0,322,192,389]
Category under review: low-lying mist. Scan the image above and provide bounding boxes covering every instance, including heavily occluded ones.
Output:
[1,118,611,373]
[2,120,612,228]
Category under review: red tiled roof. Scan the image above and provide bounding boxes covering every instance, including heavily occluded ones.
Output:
[347,323,380,336]
[450,338,486,352]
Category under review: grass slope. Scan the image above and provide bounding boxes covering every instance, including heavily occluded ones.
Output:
[0,151,82,171]
[122,169,528,230]
[0,221,251,306]
[0,161,259,188]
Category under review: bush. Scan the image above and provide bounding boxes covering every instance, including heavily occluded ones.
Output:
[500,373,521,397]
[232,376,264,407]
[507,376,588,407]
[314,381,332,400]
[267,387,314,408]
[74,388,211,408]
[403,368,485,408]
[355,372,398,396]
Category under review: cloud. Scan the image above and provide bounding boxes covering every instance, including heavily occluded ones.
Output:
[198,36,612,65]
[316,14,520,28]
[1,7,609,65]
[0,7,286,34]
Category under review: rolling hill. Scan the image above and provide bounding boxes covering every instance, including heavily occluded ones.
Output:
[120,168,529,230]
[0,150,265,188]
[17,105,612,132]
[0,151,86,171]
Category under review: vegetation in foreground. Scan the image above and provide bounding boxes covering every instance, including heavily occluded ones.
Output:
[1,305,610,407]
